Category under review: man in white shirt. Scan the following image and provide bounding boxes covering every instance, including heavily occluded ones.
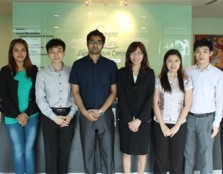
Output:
[184,38,223,174]
[36,38,78,174]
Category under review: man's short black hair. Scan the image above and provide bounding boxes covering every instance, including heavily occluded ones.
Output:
[46,38,66,53]
[87,29,106,44]
[194,38,213,52]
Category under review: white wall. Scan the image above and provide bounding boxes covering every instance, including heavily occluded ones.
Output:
[192,17,223,35]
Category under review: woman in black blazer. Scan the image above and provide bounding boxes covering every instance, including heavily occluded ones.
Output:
[117,41,155,174]
[0,38,39,174]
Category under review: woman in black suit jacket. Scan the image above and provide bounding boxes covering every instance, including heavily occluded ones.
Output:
[0,38,39,174]
[117,41,155,174]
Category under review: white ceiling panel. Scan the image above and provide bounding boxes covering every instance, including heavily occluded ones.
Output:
[0,0,222,17]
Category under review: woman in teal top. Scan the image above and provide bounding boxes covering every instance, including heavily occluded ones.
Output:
[0,38,39,174]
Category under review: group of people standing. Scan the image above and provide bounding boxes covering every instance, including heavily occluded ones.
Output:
[0,29,223,174]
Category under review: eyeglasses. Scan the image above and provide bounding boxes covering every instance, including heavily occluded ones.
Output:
[130,52,143,56]
[88,40,104,45]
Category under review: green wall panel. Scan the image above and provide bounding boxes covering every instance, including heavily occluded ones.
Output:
[13,3,192,75]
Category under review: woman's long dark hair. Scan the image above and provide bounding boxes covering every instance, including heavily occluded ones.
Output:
[160,49,185,93]
[125,41,150,70]
[8,38,33,77]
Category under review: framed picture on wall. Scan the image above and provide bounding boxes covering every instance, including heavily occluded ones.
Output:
[194,34,223,70]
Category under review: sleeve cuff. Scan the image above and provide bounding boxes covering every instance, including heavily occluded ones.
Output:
[48,113,57,121]
[213,120,220,128]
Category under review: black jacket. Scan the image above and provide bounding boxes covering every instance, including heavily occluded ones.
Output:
[117,67,155,124]
[0,65,39,118]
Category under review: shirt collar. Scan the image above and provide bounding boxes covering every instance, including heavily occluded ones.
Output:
[48,62,64,72]
[194,63,212,71]
[167,72,178,84]
[87,54,103,63]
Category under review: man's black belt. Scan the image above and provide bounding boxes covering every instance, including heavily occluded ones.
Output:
[189,112,215,117]
[51,107,70,116]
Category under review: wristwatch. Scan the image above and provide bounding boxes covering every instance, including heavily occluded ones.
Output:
[99,109,104,117]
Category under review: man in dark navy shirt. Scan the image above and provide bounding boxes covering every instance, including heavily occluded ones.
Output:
[69,29,117,174]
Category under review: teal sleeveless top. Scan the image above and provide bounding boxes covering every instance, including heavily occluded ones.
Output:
[5,70,39,124]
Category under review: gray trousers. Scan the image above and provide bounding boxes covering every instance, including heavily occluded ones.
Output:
[184,113,214,174]
[79,107,115,174]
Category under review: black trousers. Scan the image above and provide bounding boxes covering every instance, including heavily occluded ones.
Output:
[42,109,75,174]
[79,107,115,174]
[153,122,186,174]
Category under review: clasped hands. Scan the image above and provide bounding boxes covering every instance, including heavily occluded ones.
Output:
[54,116,72,127]
[161,124,180,137]
[128,118,141,132]
[16,113,28,126]
[84,109,101,121]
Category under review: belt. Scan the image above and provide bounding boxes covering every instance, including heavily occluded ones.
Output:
[51,107,70,116]
[189,112,215,118]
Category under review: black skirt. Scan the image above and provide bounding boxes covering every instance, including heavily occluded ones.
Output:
[118,120,151,155]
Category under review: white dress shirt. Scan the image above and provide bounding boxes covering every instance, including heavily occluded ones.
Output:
[35,64,78,121]
[186,64,223,127]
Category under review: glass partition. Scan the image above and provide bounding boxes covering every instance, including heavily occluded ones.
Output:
[13,3,192,74]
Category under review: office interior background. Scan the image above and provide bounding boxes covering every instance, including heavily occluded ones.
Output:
[0,0,223,173]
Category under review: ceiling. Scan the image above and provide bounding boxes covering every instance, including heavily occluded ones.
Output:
[0,0,223,18]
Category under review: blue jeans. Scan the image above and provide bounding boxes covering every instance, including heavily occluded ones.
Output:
[6,116,39,174]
